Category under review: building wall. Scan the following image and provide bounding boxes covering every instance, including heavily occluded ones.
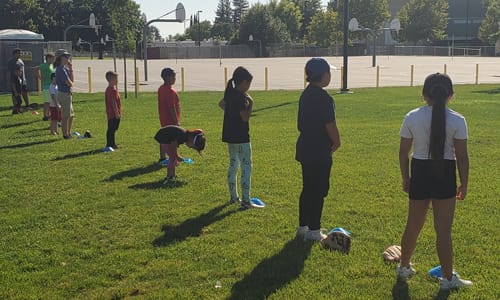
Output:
[388,0,487,42]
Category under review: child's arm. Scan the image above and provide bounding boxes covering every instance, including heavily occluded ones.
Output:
[168,107,178,125]
[325,121,341,153]
[218,98,226,110]
[112,94,120,119]
[239,96,253,122]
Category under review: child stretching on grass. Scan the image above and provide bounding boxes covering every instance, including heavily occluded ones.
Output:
[154,125,205,183]
[218,66,259,210]
[295,58,340,242]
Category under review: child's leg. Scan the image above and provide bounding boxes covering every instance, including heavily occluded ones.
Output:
[106,118,120,147]
[165,144,178,177]
[159,144,167,160]
[43,102,50,119]
[240,143,252,202]
[227,143,241,200]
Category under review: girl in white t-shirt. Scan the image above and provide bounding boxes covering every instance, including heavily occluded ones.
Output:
[49,73,61,135]
[397,73,472,290]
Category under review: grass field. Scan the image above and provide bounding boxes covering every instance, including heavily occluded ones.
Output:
[0,84,498,299]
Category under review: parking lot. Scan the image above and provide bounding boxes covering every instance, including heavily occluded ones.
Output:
[71,55,500,94]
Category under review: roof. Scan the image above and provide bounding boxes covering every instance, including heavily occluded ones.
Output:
[0,29,44,41]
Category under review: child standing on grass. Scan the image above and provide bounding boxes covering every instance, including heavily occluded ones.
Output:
[158,68,181,163]
[49,73,61,135]
[10,65,23,114]
[35,53,55,121]
[218,66,258,210]
[105,71,121,149]
[295,58,340,242]
[154,125,206,183]
[397,73,472,291]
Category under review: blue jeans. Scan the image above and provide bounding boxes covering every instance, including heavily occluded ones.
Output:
[227,143,252,202]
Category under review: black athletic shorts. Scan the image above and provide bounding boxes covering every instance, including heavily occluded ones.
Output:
[409,158,457,200]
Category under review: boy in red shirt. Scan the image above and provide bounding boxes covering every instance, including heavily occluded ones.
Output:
[158,68,181,163]
[105,71,121,149]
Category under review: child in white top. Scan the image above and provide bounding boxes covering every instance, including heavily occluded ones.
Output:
[49,73,61,135]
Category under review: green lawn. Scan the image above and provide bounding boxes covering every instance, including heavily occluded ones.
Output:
[0,85,498,299]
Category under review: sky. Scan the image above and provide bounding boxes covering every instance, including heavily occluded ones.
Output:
[134,0,330,38]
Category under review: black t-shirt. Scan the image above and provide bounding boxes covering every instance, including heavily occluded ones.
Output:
[221,89,250,143]
[295,84,336,164]
[154,125,187,145]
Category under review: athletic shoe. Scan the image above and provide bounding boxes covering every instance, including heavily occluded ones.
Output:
[295,226,309,239]
[158,158,168,166]
[229,197,241,204]
[439,273,473,290]
[42,116,49,121]
[303,229,327,242]
[63,135,72,139]
[240,201,252,210]
[397,264,416,281]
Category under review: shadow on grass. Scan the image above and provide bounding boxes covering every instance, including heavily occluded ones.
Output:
[433,289,450,300]
[106,163,162,181]
[228,238,313,300]
[153,203,234,246]
[471,87,500,94]
[129,178,187,190]
[253,102,293,113]
[18,126,50,134]
[392,280,410,300]
[0,119,41,129]
[53,148,104,160]
[0,139,58,150]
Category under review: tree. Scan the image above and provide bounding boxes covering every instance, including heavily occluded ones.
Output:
[289,0,322,39]
[213,0,235,40]
[233,0,250,26]
[238,3,290,49]
[307,8,341,48]
[350,0,390,32]
[149,26,162,42]
[479,0,500,44]
[268,0,303,42]
[397,0,448,44]
[104,0,143,54]
[215,0,233,23]
[186,20,213,43]
[211,22,234,41]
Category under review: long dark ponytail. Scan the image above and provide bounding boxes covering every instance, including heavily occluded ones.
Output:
[223,66,253,101]
[422,73,453,175]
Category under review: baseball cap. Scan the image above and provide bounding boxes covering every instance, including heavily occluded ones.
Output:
[12,48,21,54]
[55,49,71,57]
[161,68,175,78]
[305,57,331,82]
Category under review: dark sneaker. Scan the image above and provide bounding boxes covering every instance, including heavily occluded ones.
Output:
[240,201,251,210]
[229,197,241,204]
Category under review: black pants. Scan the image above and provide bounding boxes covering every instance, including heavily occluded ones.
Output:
[299,160,332,230]
[106,118,120,147]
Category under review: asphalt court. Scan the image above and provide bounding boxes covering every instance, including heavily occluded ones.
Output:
[71,55,500,94]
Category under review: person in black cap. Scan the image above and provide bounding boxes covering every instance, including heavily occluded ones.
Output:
[6,48,30,110]
[295,57,341,242]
